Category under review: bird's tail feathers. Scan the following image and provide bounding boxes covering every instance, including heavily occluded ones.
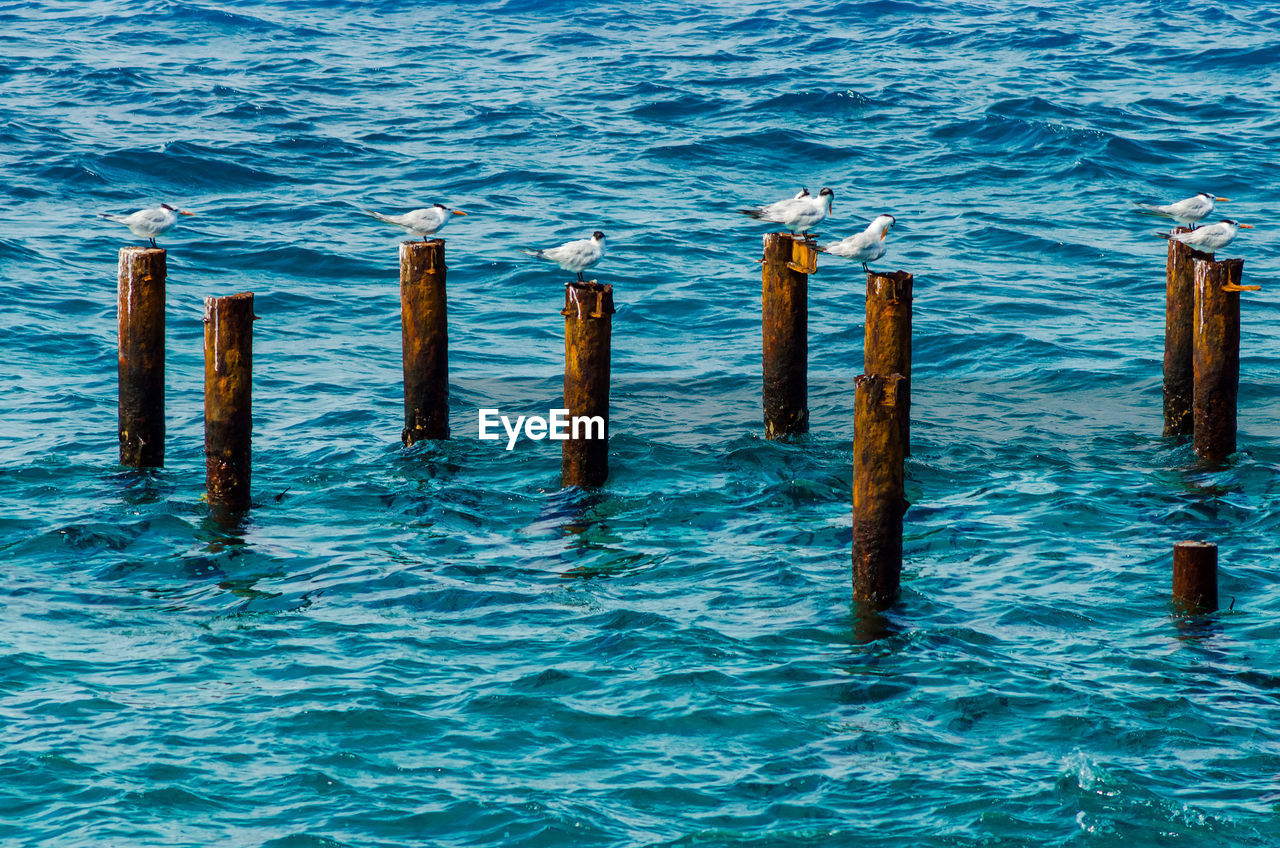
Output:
[1157,230,1172,240]
[1132,202,1168,217]
[363,209,400,226]
[98,212,126,223]
[519,248,545,259]
[739,208,763,219]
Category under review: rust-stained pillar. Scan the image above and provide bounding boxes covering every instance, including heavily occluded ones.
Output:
[401,238,449,444]
[762,232,812,439]
[852,372,907,609]
[865,270,913,454]
[1172,540,1218,614]
[562,281,614,488]
[1192,257,1243,461]
[118,247,166,467]
[204,292,254,515]
[1163,229,1197,438]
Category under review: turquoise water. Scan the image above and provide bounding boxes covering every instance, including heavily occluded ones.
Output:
[4,1,1280,844]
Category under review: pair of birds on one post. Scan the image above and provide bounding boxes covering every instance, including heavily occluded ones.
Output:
[1135,192,1253,255]
[364,206,608,282]
[739,186,897,272]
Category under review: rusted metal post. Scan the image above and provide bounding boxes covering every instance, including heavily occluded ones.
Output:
[762,232,812,439]
[1192,258,1243,461]
[117,247,166,467]
[401,238,449,444]
[1163,228,1197,438]
[204,292,254,515]
[852,373,907,609]
[562,281,614,488]
[864,270,913,455]
[1172,540,1218,614]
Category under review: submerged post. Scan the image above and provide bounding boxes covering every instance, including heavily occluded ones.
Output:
[1192,257,1243,461]
[204,292,254,515]
[762,232,812,439]
[117,247,166,467]
[852,373,907,609]
[1163,228,1197,438]
[1172,540,1218,614]
[864,270,913,454]
[562,281,614,488]
[401,239,449,444]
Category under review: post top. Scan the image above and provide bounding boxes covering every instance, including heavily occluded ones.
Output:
[867,269,913,283]
[204,291,254,302]
[763,231,818,245]
[119,246,165,255]
[1174,540,1217,549]
[1191,255,1244,269]
[562,281,615,318]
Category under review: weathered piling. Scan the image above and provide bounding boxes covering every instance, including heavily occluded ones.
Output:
[762,233,814,439]
[1172,540,1218,614]
[864,270,913,454]
[400,239,449,444]
[562,281,614,488]
[204,292,254,515]
[852,373,908,609]
[1162,228,1198,438]
[117,247,166,467]
[1192,257,1243,461]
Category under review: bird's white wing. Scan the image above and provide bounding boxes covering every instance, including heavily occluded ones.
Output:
[544,239,584,262]
[402,208,447,232]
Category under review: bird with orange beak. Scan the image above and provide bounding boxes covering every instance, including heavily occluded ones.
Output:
[99,203,195,248]
[819,214,896,272]
[1134,191,1230,228]
[364,203,467,241]
[1163,219,1253,256]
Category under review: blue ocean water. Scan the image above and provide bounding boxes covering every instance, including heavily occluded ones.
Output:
[4,0,1280,844]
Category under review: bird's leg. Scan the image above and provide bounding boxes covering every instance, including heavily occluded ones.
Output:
[149,238,157,248]
[862,262,869,273]
[576,272,585,283]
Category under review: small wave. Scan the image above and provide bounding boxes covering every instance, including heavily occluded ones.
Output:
[647,130,851,166]
[154,1,317,36]
[91,142,288,189]
[751,89,873,114]
[221,245,371,279]
[629,93,726,122]
[827,0,945,15]
[931,111,1114,158]
[30,160,108,186]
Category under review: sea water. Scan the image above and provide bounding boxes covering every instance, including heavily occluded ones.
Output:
[3,1,1280,845]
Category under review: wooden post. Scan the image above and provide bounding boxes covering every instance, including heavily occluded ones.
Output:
[401,239,449,444]
[562,281,613,488]
[864,270,912,454]
[852,373,907,609]
[1162,229,1198,438]
[204,292,254,515]
[1192,257,1243,461]
[1172,540,1218,614]
[762,232,812,439]
[117,247,166,467]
